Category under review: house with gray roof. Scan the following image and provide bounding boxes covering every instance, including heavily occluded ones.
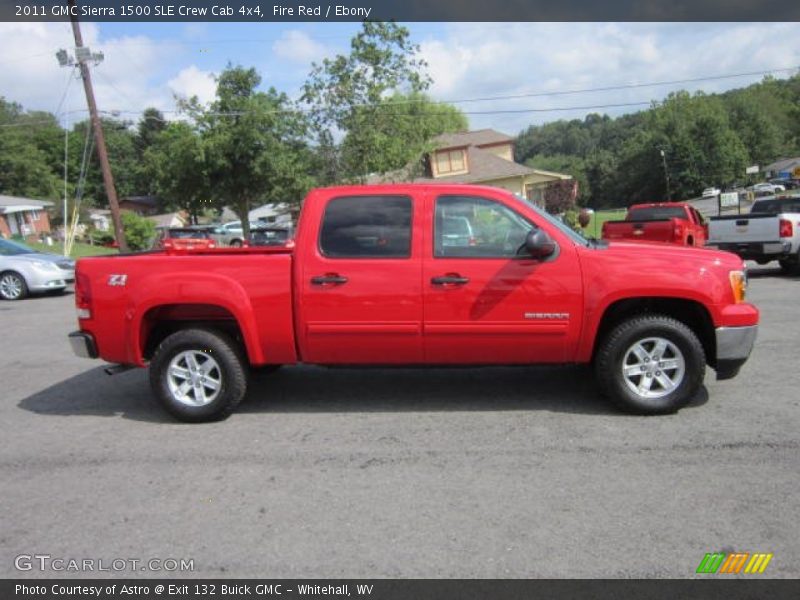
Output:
[369,129,572,206]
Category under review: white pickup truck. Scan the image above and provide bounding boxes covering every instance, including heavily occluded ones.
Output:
[706,196,800,273]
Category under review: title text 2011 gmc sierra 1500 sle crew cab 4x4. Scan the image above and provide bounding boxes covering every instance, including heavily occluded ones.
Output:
[69,184,758,422]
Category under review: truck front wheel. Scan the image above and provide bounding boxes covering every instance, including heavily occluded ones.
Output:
[595,315,705,415]
[149,328,247,422]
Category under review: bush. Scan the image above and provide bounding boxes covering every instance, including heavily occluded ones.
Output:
[88,229,115,246]
[121,212,156,251]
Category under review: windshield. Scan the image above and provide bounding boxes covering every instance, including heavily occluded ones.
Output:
[627,206,686,220]
[511,194,590,247]
[0,239,36,256]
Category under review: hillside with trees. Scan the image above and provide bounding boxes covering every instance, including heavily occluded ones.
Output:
[516,75,800,207]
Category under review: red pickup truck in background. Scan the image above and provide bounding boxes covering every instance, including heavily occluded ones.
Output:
[69,185,757,422]
[601,202,708,246]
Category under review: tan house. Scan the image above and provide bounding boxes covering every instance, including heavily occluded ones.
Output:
[372,129,572,206]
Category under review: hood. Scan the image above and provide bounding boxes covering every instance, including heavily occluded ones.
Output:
[18,252,76,270]
[600,240,745,270]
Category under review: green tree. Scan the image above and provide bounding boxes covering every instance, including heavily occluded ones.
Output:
[302,22,437,181]
[340,92,468,180]
[189,65,314,239]
[145,122,210,223]
[121,211,155,251]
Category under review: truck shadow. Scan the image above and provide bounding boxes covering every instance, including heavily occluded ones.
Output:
[18,364,709,423]
[746,264,800,280]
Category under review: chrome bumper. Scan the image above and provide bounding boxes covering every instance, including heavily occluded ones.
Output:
[715,325,757,380]
[68,331,98,359]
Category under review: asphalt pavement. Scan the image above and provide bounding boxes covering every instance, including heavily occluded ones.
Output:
[1,265,798,578]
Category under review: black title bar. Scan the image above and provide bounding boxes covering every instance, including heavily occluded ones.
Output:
[2,0,800,22]
[4,579,800,600]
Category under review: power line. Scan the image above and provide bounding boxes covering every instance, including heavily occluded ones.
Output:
[438,65,799,105]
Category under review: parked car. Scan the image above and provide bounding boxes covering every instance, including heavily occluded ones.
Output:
[211,221,261,247]
[753,182,785,194]
[601,202,708,247]
[440,216,476,248]
[69,184,758,422]
[702,187,721,198]
[153,227,216,251]
[706,196,800,272]
[0,239,75,301]
[249,227,292,247]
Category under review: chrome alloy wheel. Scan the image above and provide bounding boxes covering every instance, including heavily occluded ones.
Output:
[167,350,222,407]
[621,337,686,399]
[0,273,24,300]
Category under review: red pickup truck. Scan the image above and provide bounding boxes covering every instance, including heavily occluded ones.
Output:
[68,185,758,422]
[601,202,708,246]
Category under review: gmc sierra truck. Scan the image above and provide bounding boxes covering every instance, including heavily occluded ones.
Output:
[706,196,800,273]
[69,184,758,422]
[601,202,708,247]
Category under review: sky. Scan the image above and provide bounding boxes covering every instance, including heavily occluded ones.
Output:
[1,21,799,135]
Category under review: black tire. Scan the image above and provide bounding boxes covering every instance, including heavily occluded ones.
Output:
[149,328,247,422]
[230,239,243,248]
[595,315,706,415]
[0,271,28,301]
[779,255,799,274]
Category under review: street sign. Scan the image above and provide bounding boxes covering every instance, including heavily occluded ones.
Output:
[745,165,759,175]
[720,192,739,208]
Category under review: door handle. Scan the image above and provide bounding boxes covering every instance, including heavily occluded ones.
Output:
[311,273,348,285]
[431,274,469,286]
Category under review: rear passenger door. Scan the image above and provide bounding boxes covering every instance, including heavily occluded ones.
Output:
[299,193,424,364]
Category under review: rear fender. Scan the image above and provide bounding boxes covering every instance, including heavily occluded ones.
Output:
[126,272,262,366]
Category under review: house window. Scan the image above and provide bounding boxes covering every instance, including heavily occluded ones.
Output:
[525,183,547,207]
[435,149,467,176]
[30,210,40,222]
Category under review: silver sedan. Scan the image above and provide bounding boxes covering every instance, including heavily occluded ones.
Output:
[0,239,75,301]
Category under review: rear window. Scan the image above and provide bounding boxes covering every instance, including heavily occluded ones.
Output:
[751,199,800,214]
[169,229,210,239]
[627,207,686,221]
[319,196,412,258]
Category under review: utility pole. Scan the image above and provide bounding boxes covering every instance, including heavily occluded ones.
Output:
[64,0,128,252]
[660,149,672,201]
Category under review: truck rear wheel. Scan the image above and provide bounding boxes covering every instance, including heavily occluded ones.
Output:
[595,315,705,415]
[149,328,247,422]
[779,253,800,274]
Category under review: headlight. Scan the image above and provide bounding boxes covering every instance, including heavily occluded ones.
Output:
[729,269,747,303]
[32,260,58,271]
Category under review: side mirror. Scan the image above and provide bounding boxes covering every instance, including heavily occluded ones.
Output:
[524,228,556,259]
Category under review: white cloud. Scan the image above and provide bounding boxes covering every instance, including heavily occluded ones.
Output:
[272,30,328,64]
[168,66,217,105]
[418,22,800,133]
[0,22,192,124]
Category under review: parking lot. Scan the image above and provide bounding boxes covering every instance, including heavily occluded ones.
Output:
[1,264,798,579]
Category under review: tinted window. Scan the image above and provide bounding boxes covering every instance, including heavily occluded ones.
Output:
[434,196,532,258]
[627,207,686,221]
[169,229,210,239]
[320,196,412,258]
[751,199,800,214]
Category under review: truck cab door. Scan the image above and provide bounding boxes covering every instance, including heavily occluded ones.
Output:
[298,193,424,364]
[422,192,583,364]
